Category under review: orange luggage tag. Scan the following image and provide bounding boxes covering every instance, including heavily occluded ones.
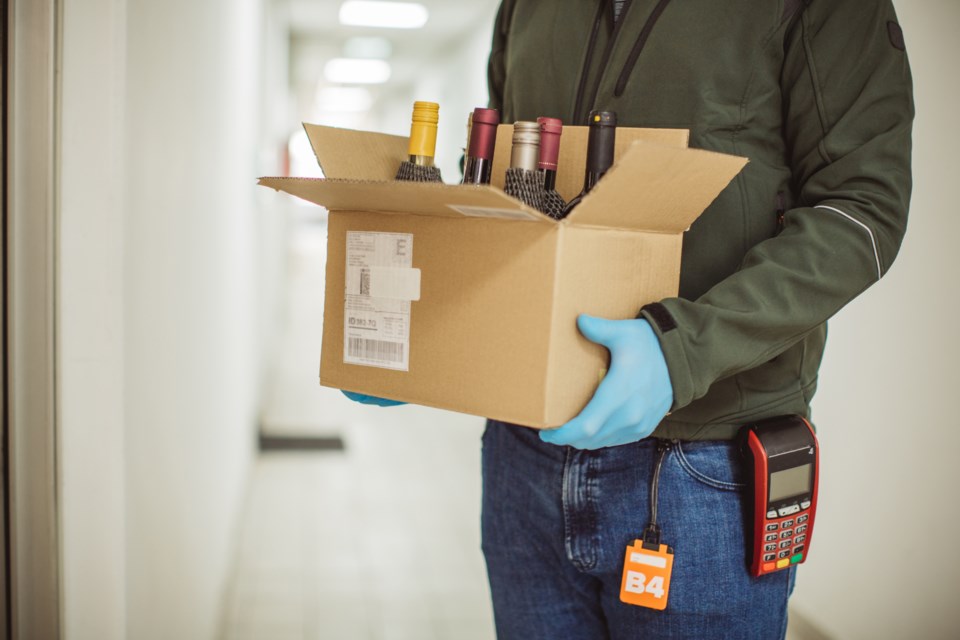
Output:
[620,440,675,610]
[619,538,674,610]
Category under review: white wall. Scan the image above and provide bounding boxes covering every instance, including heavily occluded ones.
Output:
[59,0,271,637]
[122,0,263,637]
[255,3,296,385]
[59,0,128,637]
[789,1,960,638]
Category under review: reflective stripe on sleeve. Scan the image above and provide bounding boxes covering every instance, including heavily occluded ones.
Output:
[815,204,883,280]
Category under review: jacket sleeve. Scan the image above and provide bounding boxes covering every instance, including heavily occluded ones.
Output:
[640,0,914,410]
[487,1,512,112]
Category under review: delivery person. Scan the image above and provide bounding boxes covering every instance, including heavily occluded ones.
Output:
[345,0,914,637]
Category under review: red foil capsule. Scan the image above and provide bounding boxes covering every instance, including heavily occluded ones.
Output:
[537,117,563,172]
[468,108,500,161]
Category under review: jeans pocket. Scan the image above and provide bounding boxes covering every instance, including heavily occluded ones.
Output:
[674,441,747,492]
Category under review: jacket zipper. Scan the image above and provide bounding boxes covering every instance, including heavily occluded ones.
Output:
[775,191,786,234]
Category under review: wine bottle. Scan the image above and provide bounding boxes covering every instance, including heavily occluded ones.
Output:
[503,121,546,213]
[560,110,617,218]
[462,108,500,185]
[396,101,443,183]
[537,117,566,219]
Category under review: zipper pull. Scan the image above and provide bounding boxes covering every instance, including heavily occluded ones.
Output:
[775,191,786,234]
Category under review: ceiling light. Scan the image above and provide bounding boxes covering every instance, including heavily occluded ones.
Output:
[315,87,374,112]
[339,1,429,29]
[323,58,392,84]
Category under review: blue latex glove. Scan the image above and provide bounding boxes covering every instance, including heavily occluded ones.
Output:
[540,314,673,450]
[341,390,407,407]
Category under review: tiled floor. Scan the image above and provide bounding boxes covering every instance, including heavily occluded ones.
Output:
[220,409,493,640]
[219,217,814,640]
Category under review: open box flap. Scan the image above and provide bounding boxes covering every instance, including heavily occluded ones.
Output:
[304,123,408,181]
[257,177,552,222]
[565,141,749,233]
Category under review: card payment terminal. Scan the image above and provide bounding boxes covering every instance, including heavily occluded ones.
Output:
[739,415,819,577]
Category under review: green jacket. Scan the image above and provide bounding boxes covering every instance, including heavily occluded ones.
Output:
[488,0,914,439]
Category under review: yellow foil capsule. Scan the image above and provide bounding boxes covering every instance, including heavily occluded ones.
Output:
[407,101,440,164]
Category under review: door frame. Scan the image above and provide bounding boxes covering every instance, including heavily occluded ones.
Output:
[6,0,61,637]
[1,0,9,634]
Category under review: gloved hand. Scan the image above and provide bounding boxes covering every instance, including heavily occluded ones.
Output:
[341,390,407,407]
[540,314,673,450]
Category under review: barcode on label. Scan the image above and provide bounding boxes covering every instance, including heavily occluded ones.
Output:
[360,268,371,296]
[347,337,404,364]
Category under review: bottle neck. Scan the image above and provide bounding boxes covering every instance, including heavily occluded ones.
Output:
[464,112,498,184]
[468,114,499,161]
[583,170,601,193]
[510,142,539,172]
[408,154,435,167]
[539,167,558,191]
[462,156,492,185]
[407,103,439,161]
[537,117,563,178]
[511,121,540,172]
[582,123,616,192]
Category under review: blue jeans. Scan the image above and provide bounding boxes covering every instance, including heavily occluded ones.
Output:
[481,420,796,639]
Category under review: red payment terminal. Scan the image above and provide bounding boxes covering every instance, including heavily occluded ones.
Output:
[739,415,819,577]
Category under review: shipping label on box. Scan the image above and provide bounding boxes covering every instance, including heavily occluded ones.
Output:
[342,231,420,371]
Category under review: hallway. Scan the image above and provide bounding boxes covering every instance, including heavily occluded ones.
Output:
[219,220,494,639]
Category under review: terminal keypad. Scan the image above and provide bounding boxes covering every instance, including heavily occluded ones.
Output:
[759,500,811,574]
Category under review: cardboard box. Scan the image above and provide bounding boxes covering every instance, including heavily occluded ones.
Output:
[259,123,746,428]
